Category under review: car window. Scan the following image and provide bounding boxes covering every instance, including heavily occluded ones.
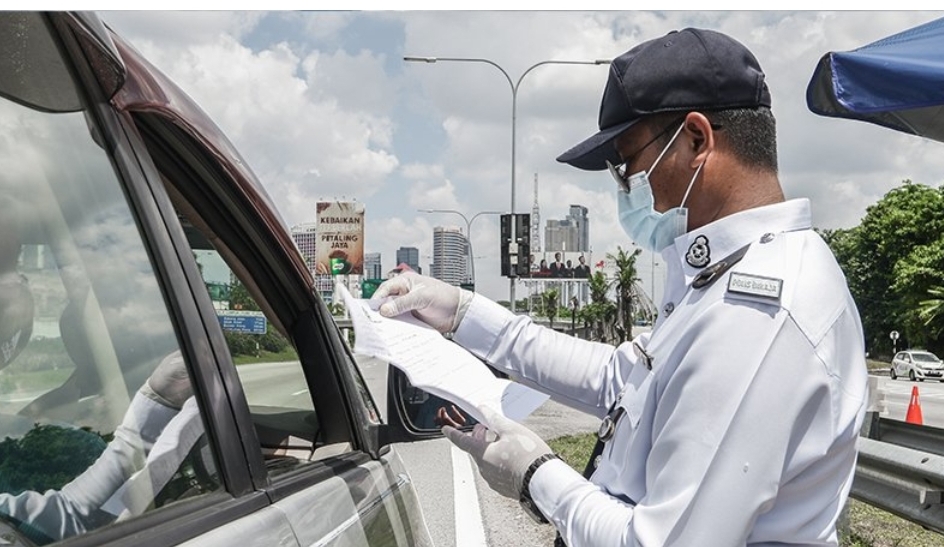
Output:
[150,163,356,480]
[912,352,940,363]
[178,205,357,475]
[0,13,222,545]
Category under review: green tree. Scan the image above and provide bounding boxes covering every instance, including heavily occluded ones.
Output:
[823,182,944,357]
[578,270,617,342]
[608,246,644,343]
[229,274,259,311]
[0,425,107,495]
[542,287,560,329]
[919,285,944,337]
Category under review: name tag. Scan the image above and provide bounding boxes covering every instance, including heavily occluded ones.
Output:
[727,272,782,300]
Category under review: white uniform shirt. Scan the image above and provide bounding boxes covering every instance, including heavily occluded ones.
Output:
[454,199,868,546]
[0,393,202,542]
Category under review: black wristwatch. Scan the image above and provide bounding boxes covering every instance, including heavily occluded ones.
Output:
[519,453,561,524]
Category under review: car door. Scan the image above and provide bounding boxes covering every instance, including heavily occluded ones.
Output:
[104,18,432,547]
[0,11,429,547]
[0,12,292,547]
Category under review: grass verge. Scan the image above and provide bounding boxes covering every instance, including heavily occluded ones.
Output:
[547,432,944,547]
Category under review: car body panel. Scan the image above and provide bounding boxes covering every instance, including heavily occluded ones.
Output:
[892,350,944,381]
[175,505,300,547]
[272,452,431,547]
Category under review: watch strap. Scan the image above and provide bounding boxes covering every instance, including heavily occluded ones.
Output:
[519,453,560,523]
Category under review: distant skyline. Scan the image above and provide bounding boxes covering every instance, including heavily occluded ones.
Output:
[102,10,944,305]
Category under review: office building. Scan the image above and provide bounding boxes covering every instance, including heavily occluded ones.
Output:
[395,246,422,275]
[429,226,469,287]
[364,252,382,280]
[544,205,589,253]
[569,204,589,252]
[545,219,579,253]
[290,222,318,274]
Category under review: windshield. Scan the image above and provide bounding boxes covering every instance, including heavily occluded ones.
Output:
[911,352,941,363]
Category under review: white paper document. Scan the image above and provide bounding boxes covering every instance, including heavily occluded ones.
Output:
[339,285,548,427]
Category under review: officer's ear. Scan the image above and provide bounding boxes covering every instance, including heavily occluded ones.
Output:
[682,112,715,168]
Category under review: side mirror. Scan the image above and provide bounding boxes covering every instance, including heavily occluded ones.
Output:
[370,361,515,452]
[388,367,479,435]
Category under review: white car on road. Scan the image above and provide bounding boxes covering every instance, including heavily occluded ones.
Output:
[891,350,944,382]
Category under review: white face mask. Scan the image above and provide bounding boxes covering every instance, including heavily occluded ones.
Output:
[612,124,703,253]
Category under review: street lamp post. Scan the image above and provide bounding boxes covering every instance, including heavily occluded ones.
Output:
[404,56,610,312]
[419,209,502,291]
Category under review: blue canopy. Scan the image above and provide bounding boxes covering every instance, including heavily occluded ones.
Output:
[807,17,944,143]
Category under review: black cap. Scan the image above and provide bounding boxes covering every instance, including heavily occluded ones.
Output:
[557,28,771,171]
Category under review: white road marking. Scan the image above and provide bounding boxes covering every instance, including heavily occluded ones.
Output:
[452,444,487,547]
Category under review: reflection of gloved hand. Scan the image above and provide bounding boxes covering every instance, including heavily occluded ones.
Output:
[443,406,553,499]
[372,273,473,334]
[140,350,192,410]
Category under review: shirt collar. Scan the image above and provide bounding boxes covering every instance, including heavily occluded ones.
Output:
[661,199,812,286]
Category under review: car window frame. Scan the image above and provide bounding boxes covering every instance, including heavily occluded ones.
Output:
[28,13,276,547]
[123,111,388,500]
[34,13,406,546]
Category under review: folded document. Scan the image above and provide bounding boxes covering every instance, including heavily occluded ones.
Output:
[338,285,548,427]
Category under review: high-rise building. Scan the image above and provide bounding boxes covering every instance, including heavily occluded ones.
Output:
[544,205,590,253]
[395,246,422,274]
[364,252,382,279]
[429,226,468,286]
[569,204,589,252]
[545,219,578,252]
[290,222,318,273]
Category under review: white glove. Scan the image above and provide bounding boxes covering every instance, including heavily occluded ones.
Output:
[443,406,553,499]
[140,350,192,409]
[372,272,473,334]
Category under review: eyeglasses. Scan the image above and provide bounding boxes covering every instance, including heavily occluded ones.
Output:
[607,116,722,192]
[607,117,685,191]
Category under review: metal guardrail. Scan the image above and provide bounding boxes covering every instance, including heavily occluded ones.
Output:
[853,375,944,534]
[856,418,944,534]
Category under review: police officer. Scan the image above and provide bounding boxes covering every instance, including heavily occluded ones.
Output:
[375,28,867,546]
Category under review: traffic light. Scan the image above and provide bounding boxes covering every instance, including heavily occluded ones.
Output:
[515,213,530,276]
[500,213,530,278]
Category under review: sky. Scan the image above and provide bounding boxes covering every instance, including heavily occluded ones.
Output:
[98,10,944,305]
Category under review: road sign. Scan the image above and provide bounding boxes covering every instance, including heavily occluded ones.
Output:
[890,330,900,340]
[217,310,267,334]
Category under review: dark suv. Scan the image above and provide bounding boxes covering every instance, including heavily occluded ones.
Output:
[0,12,431,547]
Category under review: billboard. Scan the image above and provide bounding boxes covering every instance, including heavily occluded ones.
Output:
[521,251,595,279]
[315,201,365,275]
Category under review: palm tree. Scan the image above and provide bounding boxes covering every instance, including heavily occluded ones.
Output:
[919,285,944,336]
[578,270,617,342]
[608,246,643,343]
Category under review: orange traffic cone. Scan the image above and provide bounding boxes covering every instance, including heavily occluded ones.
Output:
[906,386,924,425]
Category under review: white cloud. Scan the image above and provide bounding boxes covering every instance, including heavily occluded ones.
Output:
[101,10,944,303]
[102,11,264,44]
[106,14,401,226]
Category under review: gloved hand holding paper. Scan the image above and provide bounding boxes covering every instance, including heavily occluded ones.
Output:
[338,284,548,427]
